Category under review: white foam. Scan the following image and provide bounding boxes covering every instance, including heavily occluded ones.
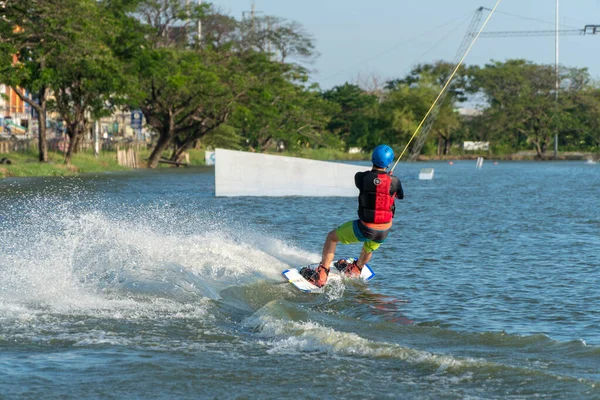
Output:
[0,203,314,321]
[247,315,490,371]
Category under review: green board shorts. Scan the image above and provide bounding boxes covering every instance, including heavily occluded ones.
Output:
[335,220,390,253]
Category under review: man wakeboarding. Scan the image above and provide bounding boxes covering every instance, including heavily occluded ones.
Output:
[301,144,404,287]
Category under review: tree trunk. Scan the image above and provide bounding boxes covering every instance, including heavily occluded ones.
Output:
[170,137,185,164]
[148,132,172,169]
[534,140,545,159]
[36,87,49,162]
[65,128,83,164]
[261,136,274,152]
[170,140,195,164]
[168,125,218,163]
[11,86,49,162]
[37,105,48,162]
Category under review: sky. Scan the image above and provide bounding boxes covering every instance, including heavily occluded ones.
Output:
[212,0,599,90]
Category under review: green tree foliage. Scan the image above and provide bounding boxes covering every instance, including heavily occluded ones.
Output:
[128,47,222,168]
[322,83,379,150]
[575,89,600,152]
[0,0,74,161]
[386,62,464,157]
[324,63,465,158]
[0,0,130,164]
[236,68,337,152]
[4,0,600,168]
[468,60,592,159]
[125,0,331,167]
[51,0,126,164]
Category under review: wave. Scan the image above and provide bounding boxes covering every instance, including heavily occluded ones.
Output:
[0,198,316,316]
[243,303,600,392]
[2,195,600,397]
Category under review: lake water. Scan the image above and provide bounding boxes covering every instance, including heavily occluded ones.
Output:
[0,161,599,399]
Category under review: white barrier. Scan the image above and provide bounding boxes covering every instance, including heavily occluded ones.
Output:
[215,148,367,197]
[419,168,434,180]
[476,157,484,169]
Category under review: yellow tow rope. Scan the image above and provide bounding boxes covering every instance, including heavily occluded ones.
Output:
[390,0,503,173]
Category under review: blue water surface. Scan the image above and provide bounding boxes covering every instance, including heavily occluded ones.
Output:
[0,160,599,399]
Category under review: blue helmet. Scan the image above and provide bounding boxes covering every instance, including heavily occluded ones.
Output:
[371,145,394,168]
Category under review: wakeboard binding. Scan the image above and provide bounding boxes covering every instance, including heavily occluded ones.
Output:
[299,264,329,287]
[334,258,362,277]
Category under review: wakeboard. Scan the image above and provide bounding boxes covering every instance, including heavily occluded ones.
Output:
[282,257,375,293]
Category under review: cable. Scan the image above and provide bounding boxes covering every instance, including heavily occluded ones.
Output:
[382,14,473,87]
[481,7,579,30]
[321,11,475,82]
[390,0,503,172]
[411,15,473,67]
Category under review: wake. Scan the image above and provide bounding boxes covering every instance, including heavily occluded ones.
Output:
[0,200,317,315]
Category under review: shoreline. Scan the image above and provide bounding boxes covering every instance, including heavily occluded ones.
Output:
[0,149,597,179]
[417,152,598,162]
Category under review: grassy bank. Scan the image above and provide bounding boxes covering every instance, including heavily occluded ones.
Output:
[0,149,207,179]
[0,151,126,178]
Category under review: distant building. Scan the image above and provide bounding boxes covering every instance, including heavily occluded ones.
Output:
[463,141,489,151]
[0,83,29,135]
[456,108,483,120]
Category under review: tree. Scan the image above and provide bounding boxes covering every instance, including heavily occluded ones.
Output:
[387,62,465,156]
[126,0,329,167]
[49,0,126,164]
[559,87,600,152]
[129,47,213,168]
[0,0,131,164]
[200,6,240,49]
[0,0,74,162]
[167,51,276,163]
[322,83,379,150]
[129,46,284,167]
[136,0,206,49]
[238,15,318,65]
[469,60,591,159]
[237,69,337,152]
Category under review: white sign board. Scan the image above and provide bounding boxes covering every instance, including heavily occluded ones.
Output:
[215,148,367,197]
[464,141,489,151]
[205,151,215,166]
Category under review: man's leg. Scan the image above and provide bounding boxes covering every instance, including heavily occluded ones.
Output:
[356,240,380,268]
[301,229,339,287]
[356,247,373,268]
[320,229,339,271]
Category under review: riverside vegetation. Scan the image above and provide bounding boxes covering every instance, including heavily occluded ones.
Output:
[1,1,599,177]
[0,147,368,179]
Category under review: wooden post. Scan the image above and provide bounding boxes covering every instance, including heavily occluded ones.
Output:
[116,147,138,169]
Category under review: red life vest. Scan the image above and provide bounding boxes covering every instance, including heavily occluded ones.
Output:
[357,171,395,224]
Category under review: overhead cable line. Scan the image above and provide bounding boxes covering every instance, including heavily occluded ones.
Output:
[405,7,487,162]
[321,11,474,82]
[390,0,503,171]
[481,7,580,30]
[477,25,599,37]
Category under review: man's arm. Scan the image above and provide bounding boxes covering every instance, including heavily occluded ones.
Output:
[391,176,404,200]
[355,172,364,189]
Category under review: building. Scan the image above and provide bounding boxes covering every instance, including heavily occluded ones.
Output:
[0,83,29,136]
